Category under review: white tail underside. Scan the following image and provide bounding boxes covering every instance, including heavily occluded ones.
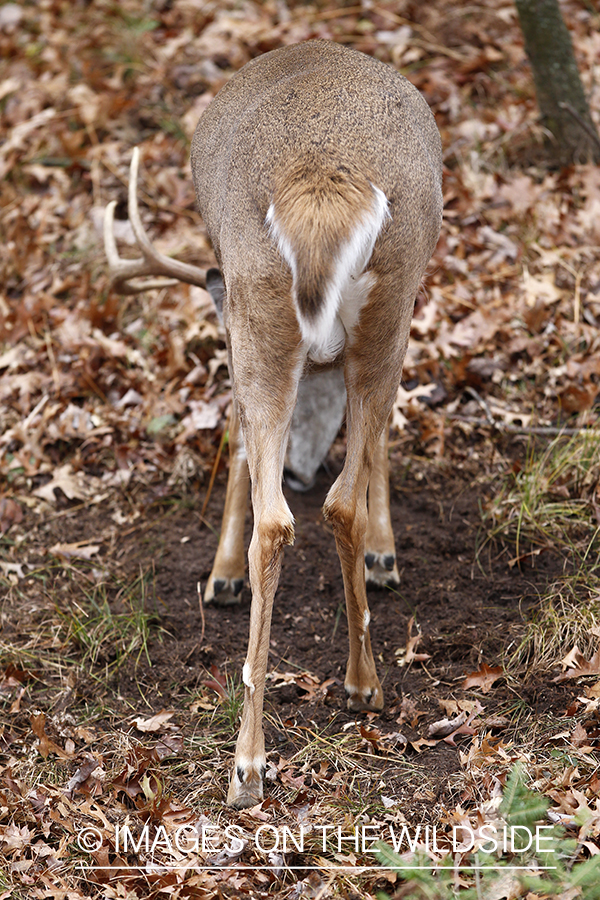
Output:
[266,185,389,364]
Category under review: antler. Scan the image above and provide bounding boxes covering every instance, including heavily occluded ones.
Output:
[104,147,207,294]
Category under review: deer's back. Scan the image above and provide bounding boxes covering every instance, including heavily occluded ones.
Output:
[191,41,442,275]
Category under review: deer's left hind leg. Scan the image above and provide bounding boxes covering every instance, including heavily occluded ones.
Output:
[365,418,400,587]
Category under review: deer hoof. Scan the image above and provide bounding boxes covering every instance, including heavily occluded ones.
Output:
[365,551,400,587]
[227,761,266,809]
[204,576,244,605]
[345,683,384,712]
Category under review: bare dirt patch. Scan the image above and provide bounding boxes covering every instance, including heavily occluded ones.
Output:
[6,429,575,805]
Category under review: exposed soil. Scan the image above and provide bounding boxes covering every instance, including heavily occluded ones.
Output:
[15,429,576,818]
[2,1,600,893]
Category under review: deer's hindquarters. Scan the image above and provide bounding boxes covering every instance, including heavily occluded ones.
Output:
[191,40,443,809]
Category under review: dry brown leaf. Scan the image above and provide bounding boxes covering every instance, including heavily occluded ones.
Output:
[133,710,176,733]
[63,758,103,796]
[461,663,503,693]
[396,616,431,667]
[203,665,230,700]
[0,497,22,534]
[30,713,73,760]
[555,646,600,682]
[33,464,88,502]
[585,681,600,699]
[1,823,32,853]
[428,710,469,737]
[409,738,437,753]
[570,723,589,748]
[395,695,426,727]
[49,541,100,561]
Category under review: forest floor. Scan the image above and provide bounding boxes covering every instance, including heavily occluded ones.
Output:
[2,0,600,898]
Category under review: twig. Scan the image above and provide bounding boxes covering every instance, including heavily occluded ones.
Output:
[465,387,495,426]
[22,393,49,428]
[200,417,229,522]
[450,415,600,437]
[197,581,206,645]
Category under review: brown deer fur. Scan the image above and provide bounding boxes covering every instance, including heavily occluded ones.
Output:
[190,41,442,808]
[106,39,442,809]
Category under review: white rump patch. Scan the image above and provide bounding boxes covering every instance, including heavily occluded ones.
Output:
[266,185,389,364]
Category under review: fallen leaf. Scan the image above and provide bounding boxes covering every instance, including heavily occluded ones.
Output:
[49,541,100,561]
[133,710,176,733]
[461,663,503,693]
[428,710,469,737]
[396,616,431,666]
[570,723,589,748]
[555,646,600,682]
[0,497,23,534]
[33,464,88,502]
[30,713,72,759]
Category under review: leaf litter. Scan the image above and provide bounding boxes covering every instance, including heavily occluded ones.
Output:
[1,0,600,897]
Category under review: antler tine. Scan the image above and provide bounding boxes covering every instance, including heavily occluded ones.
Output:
[103,199,177,294]
[104,147,207,294]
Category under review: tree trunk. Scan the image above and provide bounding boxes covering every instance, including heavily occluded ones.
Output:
[515,0,600,165]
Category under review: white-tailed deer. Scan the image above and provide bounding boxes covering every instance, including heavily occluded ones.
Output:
[105,40,442,808]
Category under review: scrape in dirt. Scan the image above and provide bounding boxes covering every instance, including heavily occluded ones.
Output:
[7,432,573,812]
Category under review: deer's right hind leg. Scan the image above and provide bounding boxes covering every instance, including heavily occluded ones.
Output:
[365,418,400,587]
[204,402,250,605]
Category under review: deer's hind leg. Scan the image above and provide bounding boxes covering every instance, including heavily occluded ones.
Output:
[225,286,305,808]
[365,418,400,587]
[323,278,412,712]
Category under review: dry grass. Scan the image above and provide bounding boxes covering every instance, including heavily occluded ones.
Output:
[482,430,600,673]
